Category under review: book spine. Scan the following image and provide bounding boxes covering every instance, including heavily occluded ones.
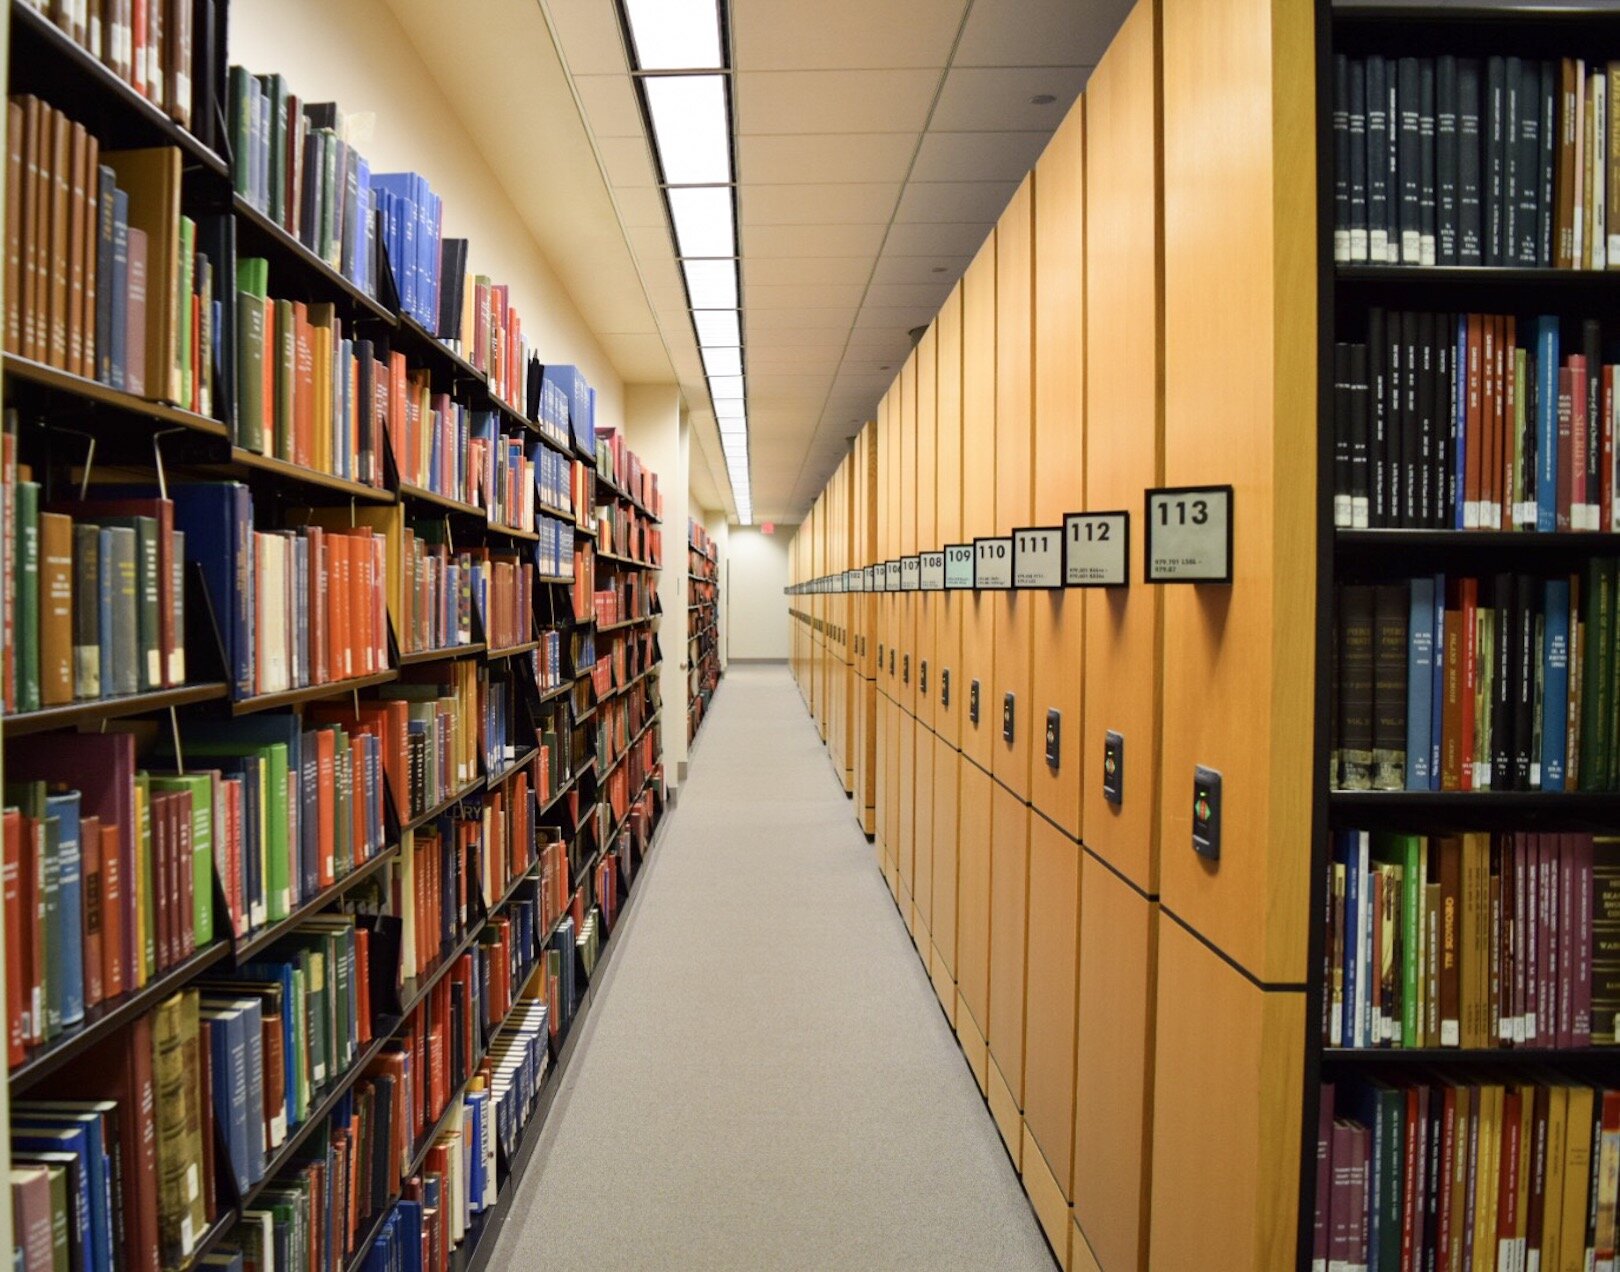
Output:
[1459,59,1484,265]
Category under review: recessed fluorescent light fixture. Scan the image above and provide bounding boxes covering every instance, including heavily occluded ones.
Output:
[623,0,722,70]
[668,186,735,258]
[682,259,737,308]
[718,419,747,435]
[644,76,731,185]
[693,310,740,346]
[707,374,744,399]
[702,347,742,377]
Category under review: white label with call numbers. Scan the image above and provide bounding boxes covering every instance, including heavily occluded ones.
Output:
[1013,527,1063,589]
[1145,486,1232,583]
[1064,512,1129,587]
[902,557,921,590]
[886,561,901,591]
[944,545,974,590]
[920,552,946,591]
[974,537,1013,589]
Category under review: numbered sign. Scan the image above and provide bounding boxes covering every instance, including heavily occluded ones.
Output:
[1012,526,1064,589]
[973,536,1013,590]
[899,556,919,591]
[920,551,946,591]
[944,545,974,590]
[886,560,901,592]
[863,566,875,591]
[1063,511,1129,587]
[1145,485,1233,583]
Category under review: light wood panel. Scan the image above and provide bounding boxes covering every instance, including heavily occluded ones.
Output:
[1157,0,1316,983]
[935,286,966,751]
[899,354,919,719]
[1024,813,1081,1203]
[1082,0,1164,893]
[1023,1123,1074,1271]
[956,756,993,1042]
[916,325,938,734]
[875,691,891,870]
[885,694,902,890]
[1072,860,1157,1270]
[988,781,1030,1121]
[932,734,961,978]
[959,237,997,773]
[899,710,917,914]
[993,177,1035,799]
[914,715,936,941]
[1029,100,1087,837]
[1149,916,1305,1271]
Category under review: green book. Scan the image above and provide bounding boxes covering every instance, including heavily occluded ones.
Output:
[273,297,295,462]
[175,216,194,407]
[234,258,269,455]
[148,774,217,947]
[266,75,287,223]
[228,68,254,200]
[15,479,39,713]
[290,964,308,1118]
[93,515,160,691]
[1374,832,1424,1048]
[1580,558,1614,790]
[135,774,156,981]
[174,741,290,922]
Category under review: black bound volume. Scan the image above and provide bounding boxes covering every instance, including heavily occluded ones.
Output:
[1517,59,1543,265]
[1458,58,1484,264]
[1537,59,1556,266]
[1503,57,1522,264]
[1372,582,1409,791]
[1486,56,1507,265]
[1369,307,1389,526]
[1420,58,1437,263]
[1398,57,1423,263]
[1368,55,1392,262]
[1437,55,1459,264]
[1335,54,1351,262]
[1350,59,1369,261]
[1335,343,1353,527]
[1338,584,1376,790]
[1492,572,1514,789]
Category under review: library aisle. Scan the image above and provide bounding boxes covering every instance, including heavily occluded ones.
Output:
[487,665,1052,1270]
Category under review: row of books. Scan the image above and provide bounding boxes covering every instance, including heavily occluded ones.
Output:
[6,103,218,413]
[594,630,656,699]
[1330,54,1620,270]
[533,631,564,693]
[1330,311,1619,533]
[228,71,380,300]
[480,557,534,654]
[592,570,658,628]
[394,388,473,509]
[234,264,390,488]
[478,780,537,916]
[479,676,518,780]
[1323,829,1617,1051]
[6,474,188,713]
[22,0,204,132]
[1333,568,1620,793]
[593,428,658,517]
[533,447,573,520]
[397,527,482,658]
[469,423,534,536]
[596,500,662,566]
[1312,1076,1620,1272]
[534,365,592,459]
[534,513,574,580]
[393,824,477,984]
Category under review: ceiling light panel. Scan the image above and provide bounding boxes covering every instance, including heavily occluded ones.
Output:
[693,310,740,346]
[623,0,723,70]
[682,259,738,308]
[707,374,745,399]
[644,76,732,184]
[668,186,735,257]
[702,347,743,377]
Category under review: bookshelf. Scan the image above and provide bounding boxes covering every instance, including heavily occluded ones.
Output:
[0,5,669,1267]
[1310,3,1620,1267]
[688,522,721,744]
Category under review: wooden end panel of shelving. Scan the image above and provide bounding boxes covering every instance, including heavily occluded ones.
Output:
[956,757,994,1042]
[1081,0,1163,897]
[1148,914,1305,1272]
[897,712,917,904]
[988,782,1031,1109]
[1072,859,1158,1269]
[1156,0,1317,985]
[931,736,961,977]
[934,289,966,752]
[1023,812,1081,1206]
[912,724,936,940]
[1030,102,1087,841]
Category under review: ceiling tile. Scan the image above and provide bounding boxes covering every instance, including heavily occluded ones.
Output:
[748,307,860,331]
[743,256,874,286]
[572,74,643,138]
[739,133,917,185]
[736,69,941,134]
[892,179,1019,223]
[863,281,953,309]
[613,185,669,229]
[731,0,967,70]
[870,252,970,284]
[540,0,627,74]
[742,222,890,258]
[745,282,869,310]
[596,135,660,186]
[597,332,675,381]
[953,0,1132,68]
[882,221,994,257]
[911,130,1052,182]
[929,66,1088,132]
[740,183,901,226]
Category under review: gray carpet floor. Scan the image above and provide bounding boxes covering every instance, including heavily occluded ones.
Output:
[486,664,1054,1271]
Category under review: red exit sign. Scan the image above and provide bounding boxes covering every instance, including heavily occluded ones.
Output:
[760,522,775,535]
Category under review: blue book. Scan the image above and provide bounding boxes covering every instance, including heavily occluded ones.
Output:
[1536,315,1560,531]
[201,1001,251,1193]
[1541,577,1570,789]
[235,996,266,1173]
[1338,1075,1404,1271]
[167,483,254,698]
[1405,578,1436,790]
[109,190,129,392]
[1429,575,1445,788]
[1336,830,1363,1046]
[11,1113,111,1272]
[11,1129,93,1270]
[94,168,116,385]
[44,793,85,1026]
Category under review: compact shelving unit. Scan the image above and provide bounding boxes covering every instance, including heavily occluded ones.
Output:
[687,521,720,743]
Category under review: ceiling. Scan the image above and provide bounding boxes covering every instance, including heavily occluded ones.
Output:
[419,0,1135,522]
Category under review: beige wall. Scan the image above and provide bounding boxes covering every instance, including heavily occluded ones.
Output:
[725,526,793,661]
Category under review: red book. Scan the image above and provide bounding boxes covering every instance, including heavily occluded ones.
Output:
[1574,833,1593,1045]
[4,808,26,1062]
[175,788,193,957]
[1558,366,1576,529]
[1572,354,1590,519]
[294,303,313,469]
[315,727,336,888]
[223,779,243,938]
[352,529,373,676]
[355,927,371,1045]
[1603,365,1615,533]
[80,813,102,1008]
[1497,1088,1522,1256]
[329,532,351,681]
